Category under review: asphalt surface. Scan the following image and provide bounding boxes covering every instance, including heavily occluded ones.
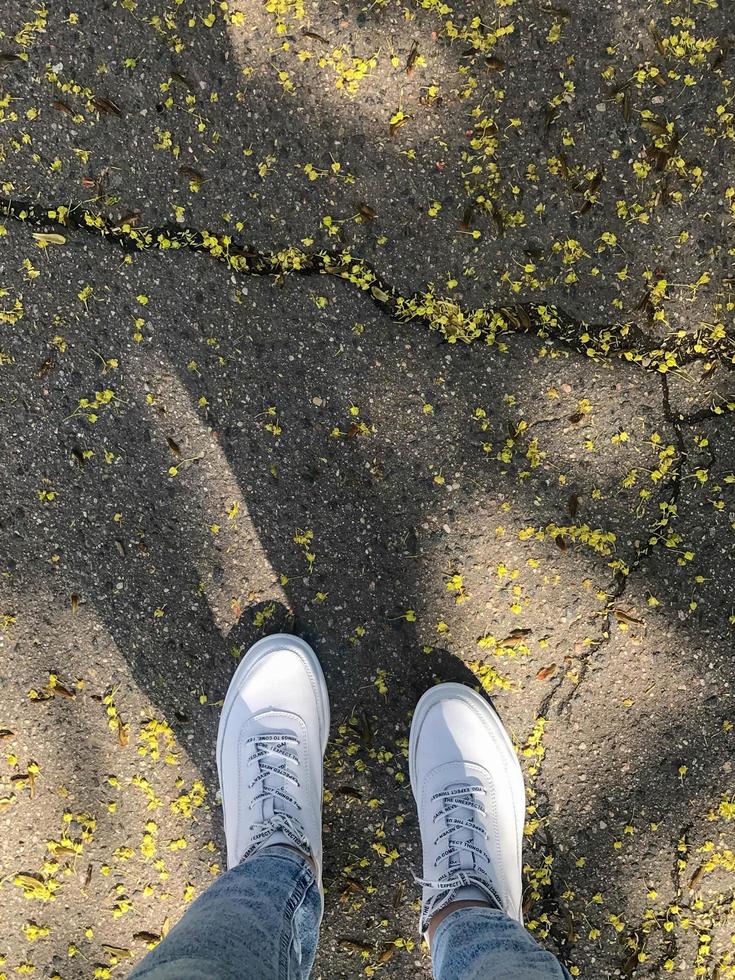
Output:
[1,1,734,977]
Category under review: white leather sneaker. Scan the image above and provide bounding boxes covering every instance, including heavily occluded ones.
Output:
[409,683,525,936]
[216,633,330,887]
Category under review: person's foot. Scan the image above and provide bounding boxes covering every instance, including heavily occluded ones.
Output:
[409,683,525,937]
[216,633,330,886]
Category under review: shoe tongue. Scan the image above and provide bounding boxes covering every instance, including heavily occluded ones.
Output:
[261,756,292,819]
[255,757,302,851]
[263,790,276,822]
[264,829,294,850]
[446,781,478,874]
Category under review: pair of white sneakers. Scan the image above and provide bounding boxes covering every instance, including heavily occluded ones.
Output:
[216,634,525,937]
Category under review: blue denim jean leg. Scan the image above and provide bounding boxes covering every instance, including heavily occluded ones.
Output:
[128,850,569,980]
[431,906,571,980]
[127,846,321,980]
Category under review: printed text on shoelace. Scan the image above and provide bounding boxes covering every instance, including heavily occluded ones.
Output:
[417,784,502,933]
[240,732,309,861]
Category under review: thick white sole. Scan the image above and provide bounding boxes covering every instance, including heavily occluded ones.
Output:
[216,632,331,796]
[408,682,525,920]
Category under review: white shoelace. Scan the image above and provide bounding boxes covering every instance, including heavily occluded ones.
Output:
[417,784,501,933]
[240,732,309,862]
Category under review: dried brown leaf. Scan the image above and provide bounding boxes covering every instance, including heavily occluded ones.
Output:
[92,95,122,116]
